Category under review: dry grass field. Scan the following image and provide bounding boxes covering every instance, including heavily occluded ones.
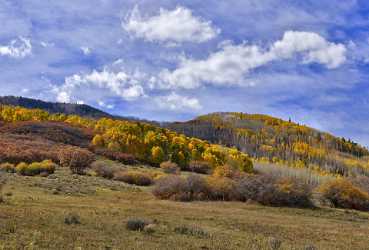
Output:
[1,167,369,250]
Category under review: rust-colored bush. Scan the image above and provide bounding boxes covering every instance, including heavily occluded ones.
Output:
[318,179,369,211]
[113,171,153,186]
[160,161,180,174]
[58,147,95,175]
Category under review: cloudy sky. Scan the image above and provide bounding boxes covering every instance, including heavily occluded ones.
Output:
[1,0,369,145]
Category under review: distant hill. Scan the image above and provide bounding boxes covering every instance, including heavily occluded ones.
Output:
[0,96,112,119]
[166,112,369,176]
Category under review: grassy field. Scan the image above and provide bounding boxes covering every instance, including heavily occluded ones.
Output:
[1,167,369,250]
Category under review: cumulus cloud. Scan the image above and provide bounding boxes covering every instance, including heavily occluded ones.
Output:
[123,6,220,44]
[55,69,145,103]
[155,92,202,111]
[270,31,347,69]
[159,31,346,89]
[0,37,32,58]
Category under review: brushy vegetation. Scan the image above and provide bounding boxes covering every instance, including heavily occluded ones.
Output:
[113,171,153,186]
[153,173,314,207]
[126,218,149,231]
[174,225,209,238]
[318,179,369,211]
[160,161,180,174]
[188,160,211,174]
[90,161,115,179]
[58,147,95,175]
[0,163,16,173]
[15,160,57,176]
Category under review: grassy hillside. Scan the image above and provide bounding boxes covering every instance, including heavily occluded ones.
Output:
[1,166,369,250]
[167,112,369,176]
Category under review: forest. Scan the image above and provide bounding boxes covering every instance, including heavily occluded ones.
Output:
[166,112,369,177]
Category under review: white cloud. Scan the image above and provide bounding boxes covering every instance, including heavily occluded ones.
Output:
[270,31,347,69]
[55,69,145,103]
[0,37,32,58]
[159,31,346,89]
[155,92,202,111]
[123,6,220,44]
[81,46,91,55]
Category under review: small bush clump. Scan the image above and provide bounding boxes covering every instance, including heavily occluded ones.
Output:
[160,161,180,174]
[188,161,211,174]
[64,213,81,225]
[0,163,16,173]
[174,225,209,238]
[58,147,95,175]
[318,179,369,211]
[126,218,148,231]
[114,171,153,186]
[90,161,115,179]
[15,160,57,176]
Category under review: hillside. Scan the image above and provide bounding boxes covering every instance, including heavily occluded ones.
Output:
[1,105,369,249]
[0,96,112,119]
[166,112,369,176]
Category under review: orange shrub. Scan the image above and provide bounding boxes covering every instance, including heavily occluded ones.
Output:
[58,147,95,175]
[318,179,369,211]
[206,176,237,201]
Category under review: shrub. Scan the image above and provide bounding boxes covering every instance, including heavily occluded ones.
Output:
[206,176,237,201]
[318,179,369,211]
[235,174,313,208]
[188,161,211,174]
[0,163,15,173]
[58,147,95,175]
[90,161,115,179]
[64,213,81,225]
[126,219,148,231]
[16,160,56,176]
[15,162,28,175]
[160,161,180,174]
[174,225,209,238]
[114,171,153,186]
[152,175,189,201]
[213,165,240,179]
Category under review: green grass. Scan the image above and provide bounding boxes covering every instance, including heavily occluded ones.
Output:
[1,167,369,250]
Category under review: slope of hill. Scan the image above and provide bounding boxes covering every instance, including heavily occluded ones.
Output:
[0,96,112,119]
[166,112,369,176]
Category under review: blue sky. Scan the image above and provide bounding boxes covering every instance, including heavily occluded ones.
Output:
[1,0,369,146]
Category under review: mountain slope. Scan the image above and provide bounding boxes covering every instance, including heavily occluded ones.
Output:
[0,96,112,119]
[166,112,369,176]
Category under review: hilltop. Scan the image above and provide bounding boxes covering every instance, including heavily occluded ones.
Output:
[166,112,369,176]
[0,96,112,119]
